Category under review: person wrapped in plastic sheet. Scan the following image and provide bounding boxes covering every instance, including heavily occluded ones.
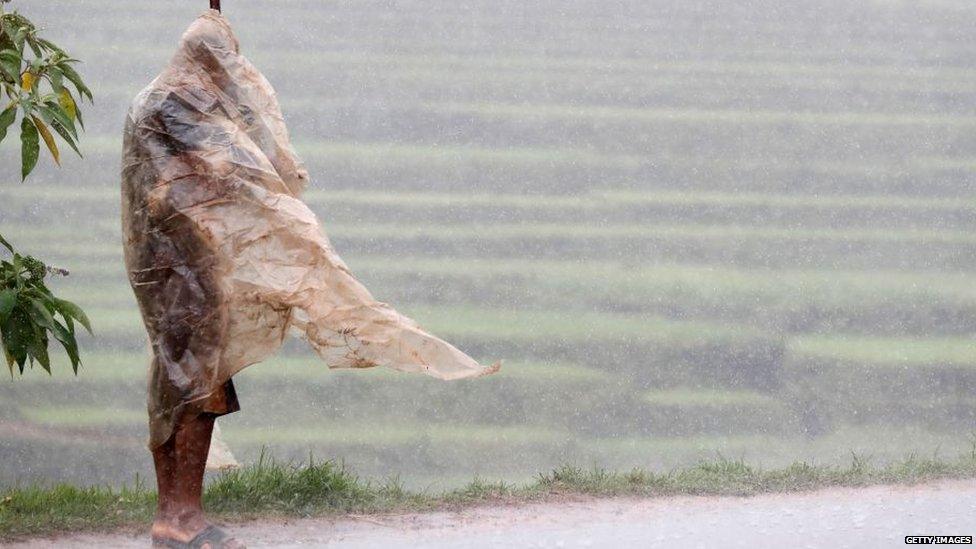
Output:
[121,11,498,547]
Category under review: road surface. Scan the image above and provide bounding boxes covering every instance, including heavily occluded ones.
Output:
[15,479,976,548]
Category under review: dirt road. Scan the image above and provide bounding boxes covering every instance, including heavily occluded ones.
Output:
[15,479,976,548]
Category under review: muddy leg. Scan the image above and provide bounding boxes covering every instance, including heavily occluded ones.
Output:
[151,413,236,545]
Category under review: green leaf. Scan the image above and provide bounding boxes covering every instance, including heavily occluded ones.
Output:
[26,322,50,373]
[2,346,13,376]
[27,297,57,331]
[48,318,80,373]
[0,48,19,83]
[40,100,76,139]
[36,38,65,55]
[19,115,38,181]
[53,298,92,334]
[47,65,63,94]
[0,19,15,48]
[1,310,31,373]
[0,103,15,142]
[0,289,15,321]
[57,62,91,102]
[72,96,84,129]
[25,36,42,58]
[13,28,28,54]
[0,233,14,253]
[48,119,80,157]
[1,328,17,375]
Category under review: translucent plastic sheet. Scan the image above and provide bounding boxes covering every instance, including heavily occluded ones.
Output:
[121,11,498,449]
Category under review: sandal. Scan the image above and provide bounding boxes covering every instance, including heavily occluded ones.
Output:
[152,524,244,549]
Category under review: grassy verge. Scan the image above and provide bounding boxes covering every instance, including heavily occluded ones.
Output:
[3,451,976,542]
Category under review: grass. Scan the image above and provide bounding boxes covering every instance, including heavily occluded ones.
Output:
[643,388,783,408]
[54,36,976,85]
[428,100,976,128]
[8,218,976,248]
[312,220,976,244]
[400,304,766,343]
[789,335,976,367]
[2,451,975,542]
[19,407,145,427]
[221,423,570,447]
[8,185,971,213]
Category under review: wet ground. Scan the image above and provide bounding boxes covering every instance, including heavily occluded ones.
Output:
[16,479,976,548]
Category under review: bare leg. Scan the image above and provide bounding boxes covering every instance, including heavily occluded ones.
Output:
[150,413,244,548]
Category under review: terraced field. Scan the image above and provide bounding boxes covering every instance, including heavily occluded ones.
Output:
[1,0,974,488]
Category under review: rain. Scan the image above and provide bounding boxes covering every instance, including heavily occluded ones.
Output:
[1,0,974,529]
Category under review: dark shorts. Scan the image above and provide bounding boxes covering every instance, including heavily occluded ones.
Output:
[203,378,241,417]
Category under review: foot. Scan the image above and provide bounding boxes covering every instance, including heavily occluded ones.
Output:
[152,514,245,549]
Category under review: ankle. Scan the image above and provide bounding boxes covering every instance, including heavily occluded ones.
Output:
[154,505,205,527]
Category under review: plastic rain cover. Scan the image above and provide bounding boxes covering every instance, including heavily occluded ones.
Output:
[121,11,499,450]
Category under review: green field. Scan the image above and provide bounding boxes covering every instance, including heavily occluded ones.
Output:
[1,0,975,489]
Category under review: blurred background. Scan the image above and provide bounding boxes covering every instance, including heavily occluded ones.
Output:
[1,0,974,489]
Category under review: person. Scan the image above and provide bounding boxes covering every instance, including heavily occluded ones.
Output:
[121,11,498,548]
